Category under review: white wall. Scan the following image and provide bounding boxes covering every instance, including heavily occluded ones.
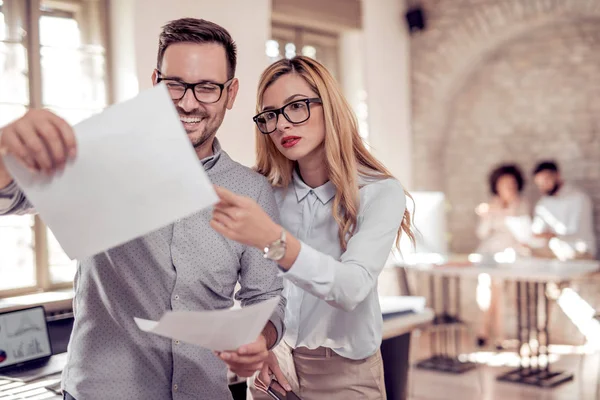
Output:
[109,0,271,167]
[108,0,412,175]
[338,30,367,138]
[108,0,137,103]
[361,0,413,188]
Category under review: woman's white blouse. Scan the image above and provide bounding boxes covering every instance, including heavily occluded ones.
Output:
[275,171,406,360]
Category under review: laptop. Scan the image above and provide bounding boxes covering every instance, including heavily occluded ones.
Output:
[0,306,66,398]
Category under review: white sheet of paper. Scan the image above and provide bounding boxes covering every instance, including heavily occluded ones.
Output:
[379,296,426,315]
[134,297,280,351]
[4,84,218,260]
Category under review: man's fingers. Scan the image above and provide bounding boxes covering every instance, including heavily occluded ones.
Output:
[0,128,35,170]
[0,110,75,174]
[15,122,53,171]
[258,364,272,387]
[0,129,6,156]
[238,339,266,355]
[271,362,291,391]
[36,121,67,168]
[47,112,76,159]
[219,350,268,364]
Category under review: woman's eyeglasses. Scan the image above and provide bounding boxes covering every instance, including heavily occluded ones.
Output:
[253,98,322,135]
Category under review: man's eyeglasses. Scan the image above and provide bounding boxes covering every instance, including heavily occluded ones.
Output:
[155,71,233,104]
[253,98,322,135]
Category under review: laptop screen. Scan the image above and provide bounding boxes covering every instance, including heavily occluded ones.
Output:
[0,306,52,372]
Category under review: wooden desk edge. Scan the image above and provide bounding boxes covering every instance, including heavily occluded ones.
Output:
[382,308,435,340]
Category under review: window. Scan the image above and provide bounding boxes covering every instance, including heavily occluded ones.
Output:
[0,0,109,296]
[267,24,340,79]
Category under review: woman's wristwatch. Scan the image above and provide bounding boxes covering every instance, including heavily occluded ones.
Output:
[263,229,287,261]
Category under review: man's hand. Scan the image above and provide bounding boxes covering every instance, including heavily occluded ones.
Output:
[217,333,269,378]
[255,351,292,392]
[0,109,76,183]
[0,151,11,189]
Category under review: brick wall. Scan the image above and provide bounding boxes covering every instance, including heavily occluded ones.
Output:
[408,0,600,345]
[412,0,600,254]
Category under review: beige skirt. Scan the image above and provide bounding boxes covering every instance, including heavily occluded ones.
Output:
[247,341,386,400]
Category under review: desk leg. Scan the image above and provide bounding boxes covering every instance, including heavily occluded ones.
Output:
[429,275,437,357]
[543,282,550,374]
[441,276,449,358]
[416,273,476,374]
[455,277,461,356]
[497,281,574,388]
[382,332,411,400]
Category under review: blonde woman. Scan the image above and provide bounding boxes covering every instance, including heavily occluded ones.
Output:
[210,56,413,399]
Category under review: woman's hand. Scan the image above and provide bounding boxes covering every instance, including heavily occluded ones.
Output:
[210,186,281,249]
[255,351,292,392]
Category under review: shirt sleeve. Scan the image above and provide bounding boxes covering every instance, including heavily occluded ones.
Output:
[282,179,407,312]
[476,215,494,240]
[0,181,34,215]
[557,194,592,242]
[235,179,286,347]
[532,203,551,234]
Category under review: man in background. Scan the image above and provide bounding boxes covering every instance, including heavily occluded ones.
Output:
[0,18,285,400]
[531,160,596,259]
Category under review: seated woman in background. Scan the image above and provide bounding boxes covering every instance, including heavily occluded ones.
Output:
[475,164,530,348]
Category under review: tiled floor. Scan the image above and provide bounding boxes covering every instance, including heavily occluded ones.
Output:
[408,334,600,400]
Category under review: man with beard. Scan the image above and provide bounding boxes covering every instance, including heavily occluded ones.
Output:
[0,18,285,400]
[531,160,596,259]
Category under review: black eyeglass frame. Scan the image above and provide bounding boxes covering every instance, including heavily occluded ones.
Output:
[253,97,323,135]
[155,70,234,104]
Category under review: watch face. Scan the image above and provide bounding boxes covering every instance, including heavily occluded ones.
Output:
[267,243,286,260]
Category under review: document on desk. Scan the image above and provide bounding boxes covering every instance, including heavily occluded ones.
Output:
[3,84,218,260]
[134,297,280,351]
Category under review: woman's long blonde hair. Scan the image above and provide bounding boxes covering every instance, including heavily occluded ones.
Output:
[255,56,414,250]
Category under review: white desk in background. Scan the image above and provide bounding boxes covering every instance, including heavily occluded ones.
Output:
[405,258,599,282]
[399,258,600,388]
[382,308,435,340]
[378,296,434,400]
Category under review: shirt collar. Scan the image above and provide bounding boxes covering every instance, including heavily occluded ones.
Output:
[292,169,336,204]
[199,138,222,171]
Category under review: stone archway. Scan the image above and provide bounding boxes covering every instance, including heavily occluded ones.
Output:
[412,0,600,189]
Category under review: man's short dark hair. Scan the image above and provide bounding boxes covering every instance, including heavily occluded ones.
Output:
[533,160,559,175]
[157,18,237,79]
[489,164,525,195]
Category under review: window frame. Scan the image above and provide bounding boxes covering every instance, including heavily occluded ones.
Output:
[0,0,110,298]
[270,22,340,79]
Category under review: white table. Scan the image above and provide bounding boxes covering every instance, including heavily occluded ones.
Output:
[405,258,599,282]
[382,308,434,340]
[381,308,434,400]
[401,258,600,388]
